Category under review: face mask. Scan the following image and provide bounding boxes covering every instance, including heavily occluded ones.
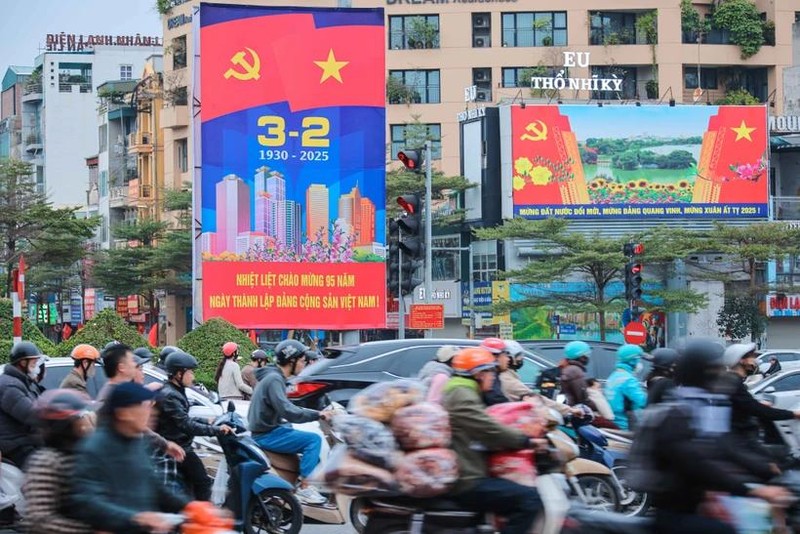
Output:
[28,361,41,380]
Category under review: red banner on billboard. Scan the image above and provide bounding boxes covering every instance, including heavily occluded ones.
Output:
[203,261,386,329]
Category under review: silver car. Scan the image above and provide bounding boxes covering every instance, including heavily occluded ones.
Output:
[757,350,800,374]
[750,367,800,410]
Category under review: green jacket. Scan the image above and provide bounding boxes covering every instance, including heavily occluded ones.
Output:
[442,376,530,492]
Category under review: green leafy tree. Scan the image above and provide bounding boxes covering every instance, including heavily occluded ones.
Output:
[717,88,761,105]
[717,294,766,341]
[0,299,56,360]
[147,188,192,295]
[177,318,257,387]
[712,0,765,59]
[55,309,149,356]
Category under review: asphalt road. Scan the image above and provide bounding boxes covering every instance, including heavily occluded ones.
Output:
[0,526,349,534]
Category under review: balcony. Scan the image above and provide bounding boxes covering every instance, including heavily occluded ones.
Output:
[774,197,800,221]
[161,105,189,129]
[22,83,42,103]
[128,131,153,154]
[109,186,128,208]
[25,132,43,153]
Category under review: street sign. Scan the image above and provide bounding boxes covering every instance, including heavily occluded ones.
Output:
[560,324,577,335]
[623,321,648,345]
[409,304,445,329]
[499,323,513,339]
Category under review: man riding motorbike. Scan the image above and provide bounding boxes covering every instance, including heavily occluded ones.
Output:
[442,347,543,534]
[605,344,648,430]
[645,347,680,405]
[0,342,44,467]
[560,341,591,406]
[242,349,270,390]
[59,344,100,395]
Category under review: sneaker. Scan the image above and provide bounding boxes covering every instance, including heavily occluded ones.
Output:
[295,485,328,505]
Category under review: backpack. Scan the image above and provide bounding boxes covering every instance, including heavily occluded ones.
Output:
[625,402,684,493]
[535,366,561,400]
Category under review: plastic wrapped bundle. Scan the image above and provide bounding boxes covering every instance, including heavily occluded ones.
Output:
[395,448,459,498]
[488,450,536,487]
[333,414,400,470]
[486,400,547,438]
[349,379,426,423]
[391,402,451,451]
[314,445,400,497]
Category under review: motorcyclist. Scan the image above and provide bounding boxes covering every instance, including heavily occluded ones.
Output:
[645,347,680,405]
[478,338,510,406]
[156,351,233,501]
[59,344,100,394]
[22,389,93,534]
[631,339,791,534]
[242,349,270,389]
[156,345,179,371]
[442,347,543,534]
[418,345,459,404]
[560,341,591,406]
[0,342,44,467]
[604,344,647,430]
[247,339,329,505]
[215,342,253,401]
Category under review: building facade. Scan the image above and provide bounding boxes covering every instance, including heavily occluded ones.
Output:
[0,66,33,160]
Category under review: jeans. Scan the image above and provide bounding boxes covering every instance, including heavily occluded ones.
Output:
[253,426,322,479]
[454,478,542,534]
[655,510,736,534]
[178,449,213,501]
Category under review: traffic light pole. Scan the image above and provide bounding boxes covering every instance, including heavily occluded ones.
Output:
[424,141,433,338]
[398,247,405,340]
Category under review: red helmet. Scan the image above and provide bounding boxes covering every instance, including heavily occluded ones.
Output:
[480,337,507,355]
[222,342,239,357]
[452,348,497,377]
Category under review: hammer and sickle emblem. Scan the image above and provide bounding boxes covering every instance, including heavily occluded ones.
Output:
[224,47,261,81]
[520,120,548,142]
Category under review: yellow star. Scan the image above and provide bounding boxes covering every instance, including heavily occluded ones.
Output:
[731,120,756,142]
[314,49,349,84]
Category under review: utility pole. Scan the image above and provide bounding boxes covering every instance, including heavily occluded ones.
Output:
[424,140,433,338]
[397,247,405,340]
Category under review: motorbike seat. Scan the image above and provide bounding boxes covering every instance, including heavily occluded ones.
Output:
[372,496,474,514]
[599,428,634,441]
[265,451,299,473]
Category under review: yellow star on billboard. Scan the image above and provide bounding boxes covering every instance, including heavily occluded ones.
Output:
[731,120,756,142]
[314,49,349,84]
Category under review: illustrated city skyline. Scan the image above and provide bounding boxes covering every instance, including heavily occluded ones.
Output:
[201,166,377,256]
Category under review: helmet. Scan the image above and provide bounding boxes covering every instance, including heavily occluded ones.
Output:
[251,349,269,361]
[646,348,680,371]
[71,344,100,361]
[504,340,524,357]
[675,339,726,388]
[436,345,459,363]
[222,342,239,357]
[159,345,179,363]
[133,347,154,361]
[452,348,497,377]
[274,340,311,366]
[104,341,120,351]
[10,341,42,364]
[617,344,644,366]
[165,351,199,375]
[565,341,592,360]
[479,338,507,355]
[34,389,90,422]
[722,342,758,369]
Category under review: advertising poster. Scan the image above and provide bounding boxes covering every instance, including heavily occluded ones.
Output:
[199,5,386,329]
[511,105,769,219]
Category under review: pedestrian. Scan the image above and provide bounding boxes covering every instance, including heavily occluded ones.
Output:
[59,344,100,395]
[215,342,253,401]
[242,349,270,390]
[0,342,45,467]
[69,382,193,533]
[157,351,233,500]
[22,389,93,534]
[604,344,647,430]
[560,341,591,406]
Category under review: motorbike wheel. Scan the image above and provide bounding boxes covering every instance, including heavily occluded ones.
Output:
[575,474,621,513]
[612,464,651,517]
[245,488,303,534]
[349,497,368,534]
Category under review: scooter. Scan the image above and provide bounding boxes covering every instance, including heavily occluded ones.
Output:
[212,405,304,534]
[0,459,24,526]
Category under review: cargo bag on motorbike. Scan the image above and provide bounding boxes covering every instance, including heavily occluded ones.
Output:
[536,366,561,399]
[625,403,682,493]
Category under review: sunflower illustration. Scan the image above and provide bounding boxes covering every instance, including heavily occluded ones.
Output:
[627,180,639,190]
[529,166,553,186]
[514,157,534,177]
[513,175,526,191]
[677,179,691,190]
[637,179,648,188]
[666,184,676,192]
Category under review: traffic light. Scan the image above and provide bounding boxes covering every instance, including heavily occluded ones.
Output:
[397,150,423,173]
[387,219,401,297]
[623,243,645,256]
[396,194,424,295]
[623,242,644,302]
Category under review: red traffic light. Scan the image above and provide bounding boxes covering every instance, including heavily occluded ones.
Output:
[632,243,644,255]
[397,194,420,215]
[624,243,644,256]
[630,263,642,275]
[397,150,421,171]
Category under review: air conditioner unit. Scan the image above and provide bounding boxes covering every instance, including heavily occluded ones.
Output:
[473,15,489,28]
[473,36,489,48]
[474,70,490,82]
[476,89,490,101]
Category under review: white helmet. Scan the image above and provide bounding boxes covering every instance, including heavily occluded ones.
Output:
[436,345,460,363]
[504,340,524,357]
[722,342,758,368]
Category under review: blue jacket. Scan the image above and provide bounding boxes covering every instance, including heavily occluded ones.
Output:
[604,365,647,430]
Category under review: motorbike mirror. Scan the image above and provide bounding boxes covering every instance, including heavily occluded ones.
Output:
[227,401,236,413]
[764,386,777,394]
[209,391,220,405]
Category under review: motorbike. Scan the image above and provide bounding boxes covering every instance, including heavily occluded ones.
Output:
[0,459,24,526]
[211,405,304,534]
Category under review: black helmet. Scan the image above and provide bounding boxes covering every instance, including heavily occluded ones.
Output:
[159,345,179,364]
[164,351,198,375]
[104,341,121,351]
[675,339,725,388]
[274,340,310,366]
[35,388,90,422]
[647,348,680,372]
[251,349,269,361]
[133,347,154,361]
[10,341,42,364]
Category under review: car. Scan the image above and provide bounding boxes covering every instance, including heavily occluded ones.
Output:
[751,367,800,410]
[757,350,800,374]
[517,340,627,380]
[288,338,553,410]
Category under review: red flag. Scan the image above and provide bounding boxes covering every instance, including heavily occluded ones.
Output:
[148,324,158,347]
[62,323,73,341]
[249,329,257,343]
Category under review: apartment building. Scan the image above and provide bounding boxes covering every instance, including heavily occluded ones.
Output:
[0,66,33,160]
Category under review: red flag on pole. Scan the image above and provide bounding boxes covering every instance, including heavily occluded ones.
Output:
[148,324,158,347]
[62,323,73,341]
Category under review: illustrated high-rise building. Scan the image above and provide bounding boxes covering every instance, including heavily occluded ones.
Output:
[358,197,376,245]
[200,232,217,255]
[235,231,267,255]
[306,184,329,243]
[338,184,375,244]
[255,191,276,237]
[215,174,251,253]
[279,200,302,251]
[254,167,286,241]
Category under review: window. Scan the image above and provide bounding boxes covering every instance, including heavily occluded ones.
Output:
[432,235,461,281]
[472,12,492,48]
[471,240,498,282]
[176,138,189,173]
[172,86,188,106]
[389,15,440,49]
[172,36,187,70]
[390,123,441,160]
[502,66,565,88]
[502,12,567,47]
[58,62,92,92]
[472,68,492,102]
[387,347,443,377]
[99,170,108,197]
[590,12,638,45]
[98,124,108,153]
[770,374,800,393]
[684,67,718,90]
[591,66,637,100]
[120,65,133,81]
[388,70,440,104]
